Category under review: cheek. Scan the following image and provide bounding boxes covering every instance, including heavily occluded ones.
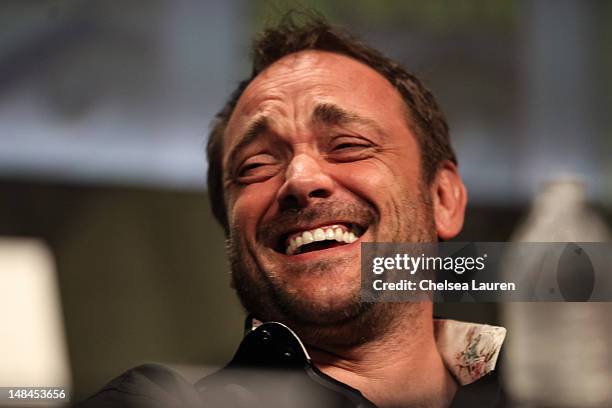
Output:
[332,159,421,203]
[227,182,280,231]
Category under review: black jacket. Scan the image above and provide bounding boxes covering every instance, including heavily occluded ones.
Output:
[77,322,505,408]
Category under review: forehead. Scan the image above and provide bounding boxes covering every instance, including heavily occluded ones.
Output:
[226,50,408,136]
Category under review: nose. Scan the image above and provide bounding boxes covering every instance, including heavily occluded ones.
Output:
[277,153,334,210]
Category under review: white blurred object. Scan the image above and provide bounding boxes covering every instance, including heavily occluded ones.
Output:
[512,179,610,242]
[0,238,72,389]
[502,179,612,407]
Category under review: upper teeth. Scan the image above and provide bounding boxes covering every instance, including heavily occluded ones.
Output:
[286,225,358,255]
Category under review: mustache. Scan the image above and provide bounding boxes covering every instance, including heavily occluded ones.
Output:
[257,200,378,245]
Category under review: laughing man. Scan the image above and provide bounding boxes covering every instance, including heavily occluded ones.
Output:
[79,14,506,408]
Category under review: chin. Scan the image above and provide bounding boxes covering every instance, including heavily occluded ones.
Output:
[272,283,364,326]
[285,302,386,348]
[299,296,361,325]
[270,264,362,317]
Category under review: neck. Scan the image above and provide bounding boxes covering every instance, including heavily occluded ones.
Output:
[307,305,457,408]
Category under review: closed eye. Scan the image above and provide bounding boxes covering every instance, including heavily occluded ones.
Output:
[333,142,370,150]
[327,136,376,162]
[235,154,279,183]
[239,162,266,176]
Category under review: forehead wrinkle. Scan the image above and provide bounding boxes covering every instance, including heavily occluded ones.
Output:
[239,61,348,116]
[235,90,285,120]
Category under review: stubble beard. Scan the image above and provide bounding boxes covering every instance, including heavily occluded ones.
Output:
[227,186,436,348]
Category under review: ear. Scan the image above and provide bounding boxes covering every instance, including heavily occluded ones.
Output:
[431,161,467,240]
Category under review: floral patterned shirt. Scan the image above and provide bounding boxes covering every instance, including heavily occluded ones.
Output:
[434,319,506,385]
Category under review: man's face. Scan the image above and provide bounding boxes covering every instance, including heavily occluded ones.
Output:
[222,51,436,338]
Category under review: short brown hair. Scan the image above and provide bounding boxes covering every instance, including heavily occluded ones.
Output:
[207,12,456,234]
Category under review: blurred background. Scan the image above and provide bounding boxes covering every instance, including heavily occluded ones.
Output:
[0,0,611,406]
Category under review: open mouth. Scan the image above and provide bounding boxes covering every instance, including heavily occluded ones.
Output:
[280,224,366,256]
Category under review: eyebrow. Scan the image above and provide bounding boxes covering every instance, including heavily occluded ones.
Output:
[225,116,269,172]
[311,103,385,135]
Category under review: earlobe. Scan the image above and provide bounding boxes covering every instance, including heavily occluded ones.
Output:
[431,161,467,240]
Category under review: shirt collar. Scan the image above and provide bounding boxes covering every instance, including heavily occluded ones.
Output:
[434,319,506,385]
[247,317,506,386]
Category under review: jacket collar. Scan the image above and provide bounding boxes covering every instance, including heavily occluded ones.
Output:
[247,317,506,386]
